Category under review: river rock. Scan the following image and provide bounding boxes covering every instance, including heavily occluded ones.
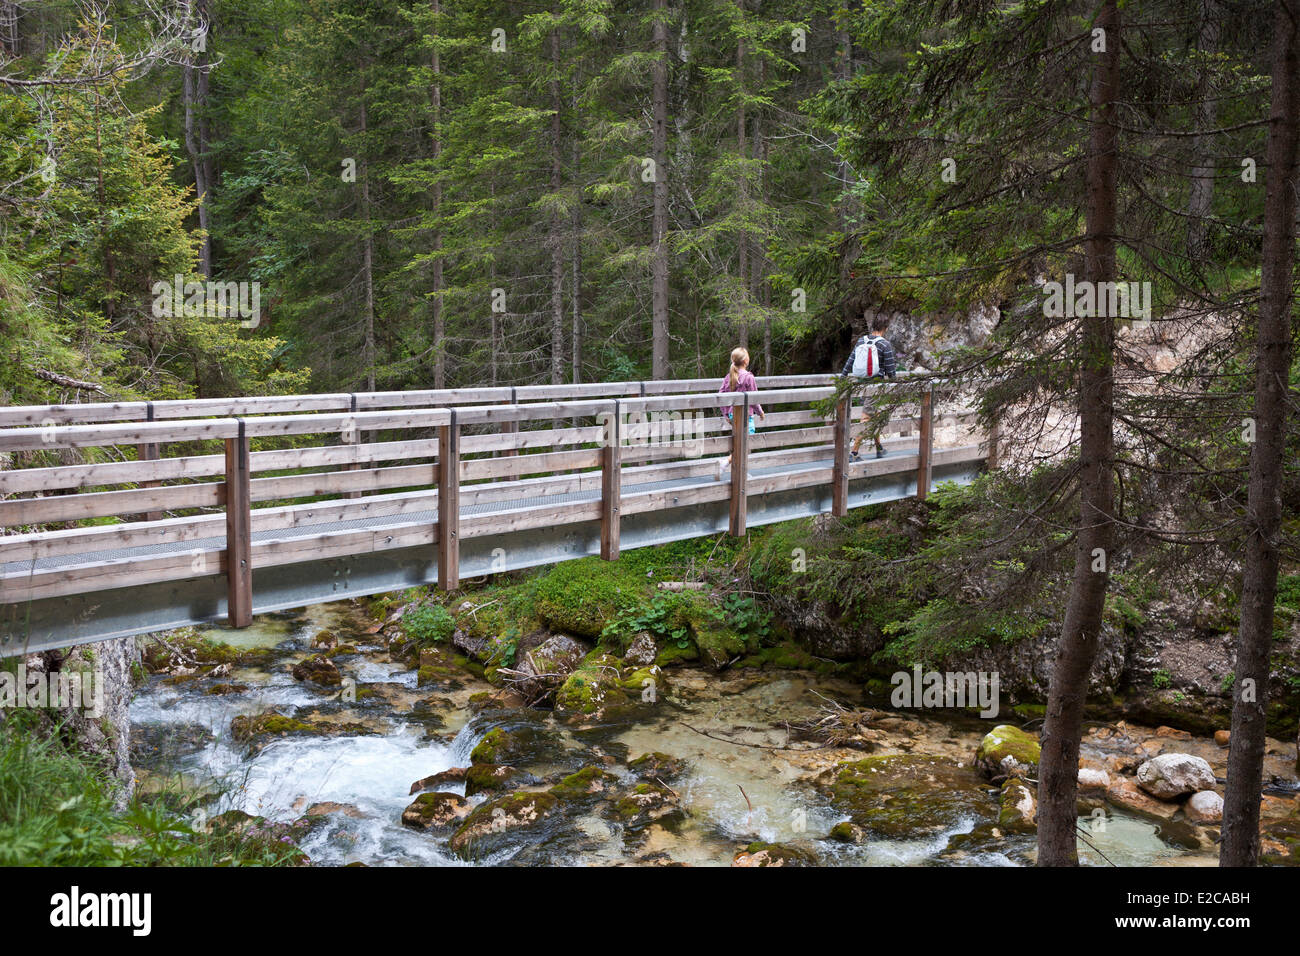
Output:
[999,778,1036,833]
[409,767,468,795]
[627,751,688,781]
[623,632,659,667]
[1105,778,1179,820]
[554,653,632,717]
[512,634,590,700]
[612,782,683,829]
[549,766,620,802]
[732,841,818,867]
[1078,767,1111,792]
[448,791,559,857]
[401,791,470,830]
[1184,790,1223,824]
[465,764,535,796]
[974,725,1041,780]
[1135,753,1215,800]
[828,754,996,838]
[291,654,342,687]
[1214,730,1230,746]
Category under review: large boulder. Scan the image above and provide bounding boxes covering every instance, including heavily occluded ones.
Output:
[1135,753,1215,800]
[974,725,1041,781]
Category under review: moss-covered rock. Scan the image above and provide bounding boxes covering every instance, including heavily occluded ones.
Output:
[998,778,1037,834]
[549,765,619,802]
[228,709,375,750]
[732,841,819,866]
[448,791,559,858]
[611,782,683,829]
[400,791,470,830]
[290,654,342,687]
[974,725,1041,780]
[627,751,687,781]
[464,763,534,796]
[828,754,996,838]
[554,653,631,716]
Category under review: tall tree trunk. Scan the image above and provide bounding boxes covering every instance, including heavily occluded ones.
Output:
[1037,0,1120,867]
[571,119,582,384]
[430,0,445,389]
[736,0,748,349]
[1186,0,1221,264]
[550,25,565,385]
[651,0,670,379]
[359,92,377,392]
[756,36,770,375]
[184,0,211,277]
[1221,0,1300,867]
[0,2,18,57]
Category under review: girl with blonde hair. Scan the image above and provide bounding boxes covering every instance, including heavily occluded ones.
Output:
[717,346,765,476]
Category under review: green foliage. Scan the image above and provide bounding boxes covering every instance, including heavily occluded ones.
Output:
[0,717,298,866]
[402,604,456,646]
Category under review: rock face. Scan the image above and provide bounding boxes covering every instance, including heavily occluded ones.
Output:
[1184,790,1224,824]
[974,725,1041,781]
[1135,753,1216,800]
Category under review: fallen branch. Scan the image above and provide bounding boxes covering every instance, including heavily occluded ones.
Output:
[34,368,106,393]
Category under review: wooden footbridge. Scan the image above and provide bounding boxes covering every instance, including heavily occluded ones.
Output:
[0,375,991,655]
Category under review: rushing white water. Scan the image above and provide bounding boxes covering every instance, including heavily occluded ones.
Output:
[129,605,1214,867]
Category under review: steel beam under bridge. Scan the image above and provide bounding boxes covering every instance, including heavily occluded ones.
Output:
[0,460,979,657]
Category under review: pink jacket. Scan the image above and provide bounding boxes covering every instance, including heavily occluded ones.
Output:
[718,369,764,418]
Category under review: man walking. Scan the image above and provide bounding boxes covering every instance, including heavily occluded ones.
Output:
[841,314,898,459]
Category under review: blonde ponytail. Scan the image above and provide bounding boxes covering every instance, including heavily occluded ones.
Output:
[728,347,750,389]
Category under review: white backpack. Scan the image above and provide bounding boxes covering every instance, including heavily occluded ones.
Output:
[850,335,883,378]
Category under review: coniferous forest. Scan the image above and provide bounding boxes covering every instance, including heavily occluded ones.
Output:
[1,0,1299,902]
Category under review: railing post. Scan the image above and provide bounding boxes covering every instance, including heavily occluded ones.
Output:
[916,387,934,501]
[986,417,1000,471]
[137,401,162,521]
[729,393,749,536]
[224,420,253,627]
[831,393,850,517]
[343,393,362,499]
[600,400,621,560]
[437,410,460,590]
[501,387,518,457]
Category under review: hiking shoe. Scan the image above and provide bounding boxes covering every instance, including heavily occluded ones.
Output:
[849,451,862,463]
[876,447,886,459]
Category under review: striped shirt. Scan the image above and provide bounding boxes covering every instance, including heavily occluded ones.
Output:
[841,335,898,379]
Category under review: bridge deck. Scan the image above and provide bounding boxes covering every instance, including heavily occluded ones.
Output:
[0,378,991,654]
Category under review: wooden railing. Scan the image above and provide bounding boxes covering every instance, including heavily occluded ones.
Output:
[0,376,988,630]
